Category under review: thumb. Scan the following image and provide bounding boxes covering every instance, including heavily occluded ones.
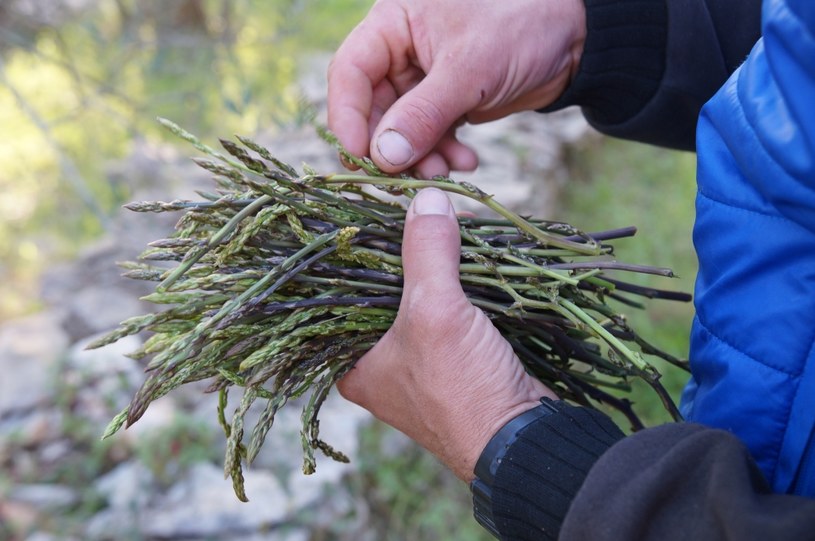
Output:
[401,188,464,304]
[371,70,480,172]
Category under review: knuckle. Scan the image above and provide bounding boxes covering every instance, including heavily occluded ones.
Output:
[399,293,474,341]
[327,54,340,77]
[336,370,364,404]
[401,96,448,138]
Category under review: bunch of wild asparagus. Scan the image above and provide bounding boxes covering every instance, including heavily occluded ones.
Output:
[90,119,690,500]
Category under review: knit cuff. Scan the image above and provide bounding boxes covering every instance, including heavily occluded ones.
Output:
[490,400,625,540]
[542,0,667,128]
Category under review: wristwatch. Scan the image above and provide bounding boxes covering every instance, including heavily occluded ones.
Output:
[470,398,560,538]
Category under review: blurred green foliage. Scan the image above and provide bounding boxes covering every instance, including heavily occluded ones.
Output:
[0,0,371,320]
[338,421,494,541]
[559,137,698,427]
[133,412,222,484]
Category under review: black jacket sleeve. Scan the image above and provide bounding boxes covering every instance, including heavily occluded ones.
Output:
[481,401,815,541]
[543,0,762,150]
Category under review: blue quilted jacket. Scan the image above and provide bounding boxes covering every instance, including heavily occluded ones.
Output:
[680,0,815,497]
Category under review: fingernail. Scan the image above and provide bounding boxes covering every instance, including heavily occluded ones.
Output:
[413,188,451,216]
[376,130,414,166]
[339,153,358,171]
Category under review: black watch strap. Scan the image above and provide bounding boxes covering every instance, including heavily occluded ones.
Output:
[470,398,560,538]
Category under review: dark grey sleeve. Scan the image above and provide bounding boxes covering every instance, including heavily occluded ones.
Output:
[479,404,815,541]
[542,0,762,150]
[559,423,815,541]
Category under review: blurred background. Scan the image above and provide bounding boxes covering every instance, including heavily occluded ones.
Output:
[0,1,698,539]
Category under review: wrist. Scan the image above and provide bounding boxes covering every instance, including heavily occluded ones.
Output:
[470,400,626,539]
[458,384,556,483]
[471,398,561,537]
[540,0,668,122]
[567,0,586,84]
[529,0,587,109]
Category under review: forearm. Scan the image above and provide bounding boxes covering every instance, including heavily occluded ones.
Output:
[474,403,815,540]
[544,0,762,150]
[560,423,815,540]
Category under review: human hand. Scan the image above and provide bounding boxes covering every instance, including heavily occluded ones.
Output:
[336,188,556,482]
[327,0,586,178]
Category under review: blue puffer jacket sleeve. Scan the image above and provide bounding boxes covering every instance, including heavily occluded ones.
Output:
[680,0,815,496]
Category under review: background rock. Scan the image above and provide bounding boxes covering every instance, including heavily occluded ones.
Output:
[0,312,69,417]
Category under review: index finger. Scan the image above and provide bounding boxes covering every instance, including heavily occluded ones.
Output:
[327,5,410,159]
